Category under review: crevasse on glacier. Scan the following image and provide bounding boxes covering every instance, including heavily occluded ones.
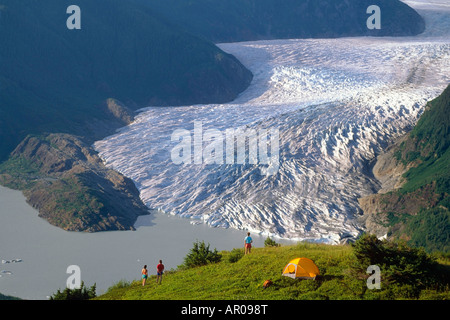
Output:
[94,1,450,243]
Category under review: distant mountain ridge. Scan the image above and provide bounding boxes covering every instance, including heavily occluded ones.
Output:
[138,0,425,43]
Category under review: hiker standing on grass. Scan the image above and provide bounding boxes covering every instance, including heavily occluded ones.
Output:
[244,232,253,255]
[156,260,164,284]
[141,265,148,286]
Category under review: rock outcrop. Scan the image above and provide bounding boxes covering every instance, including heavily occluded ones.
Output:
[0,133,149,232]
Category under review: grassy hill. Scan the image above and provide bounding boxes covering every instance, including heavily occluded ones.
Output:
[95,239,450,300]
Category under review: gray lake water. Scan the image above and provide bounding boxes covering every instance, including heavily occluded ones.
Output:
[0,186,295,300]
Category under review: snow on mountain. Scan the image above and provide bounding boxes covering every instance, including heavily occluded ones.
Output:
[94,1,449,243]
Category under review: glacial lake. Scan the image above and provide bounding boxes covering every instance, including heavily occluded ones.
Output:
[0,186,295,300]
[1,0,447,300]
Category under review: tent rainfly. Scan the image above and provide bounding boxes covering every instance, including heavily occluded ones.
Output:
[282,257,319,280]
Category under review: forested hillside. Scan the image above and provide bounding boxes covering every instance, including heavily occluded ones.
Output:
[360,85,450,253]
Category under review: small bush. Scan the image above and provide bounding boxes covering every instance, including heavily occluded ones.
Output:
[228,248,244,263]
[181,240,222,269]
[264,236,280,247]
[50,281,96,300]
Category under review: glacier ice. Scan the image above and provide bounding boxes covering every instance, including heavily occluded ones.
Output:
[94,1,450,243]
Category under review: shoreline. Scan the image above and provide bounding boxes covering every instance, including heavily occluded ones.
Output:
[0,185,297,300]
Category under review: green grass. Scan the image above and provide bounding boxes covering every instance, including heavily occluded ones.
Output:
[95,242,450,300]
[401,148,450,195]
[0,155,42,189]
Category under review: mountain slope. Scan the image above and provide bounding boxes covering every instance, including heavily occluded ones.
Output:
[137,0,425,43]
[0,0,252,161]
[359,85,450,252]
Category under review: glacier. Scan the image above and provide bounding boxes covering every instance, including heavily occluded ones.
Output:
[94,0,450,243]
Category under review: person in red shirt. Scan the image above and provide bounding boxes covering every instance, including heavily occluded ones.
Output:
[156,260,164,284]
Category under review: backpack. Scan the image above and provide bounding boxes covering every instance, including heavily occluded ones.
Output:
[263,280,273,289]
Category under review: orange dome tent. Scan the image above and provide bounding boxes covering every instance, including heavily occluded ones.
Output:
[282,257,319,280]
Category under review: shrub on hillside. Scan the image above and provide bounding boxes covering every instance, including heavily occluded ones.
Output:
[228,248,244,263]
[264,236,280,247]
[50,282,96,300]
[351,234,445,289]
[181,240,222,269]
